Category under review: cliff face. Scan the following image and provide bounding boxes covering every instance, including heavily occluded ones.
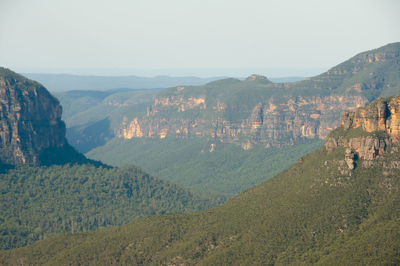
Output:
[340,96,400,144]
[115,43,400,150]
[0,68,83,165]
[325,95,400,170]
[118,94,366,148]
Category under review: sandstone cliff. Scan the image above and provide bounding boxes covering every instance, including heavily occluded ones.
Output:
[118,94,366,147]
[325,95,400,170]
[0,68,87,166]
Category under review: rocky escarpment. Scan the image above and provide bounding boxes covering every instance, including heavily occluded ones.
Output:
[325,95,400,170]
[115,43,400,151]
[0,68,86,165]
[340,97,400,144]
[118,93,366,149]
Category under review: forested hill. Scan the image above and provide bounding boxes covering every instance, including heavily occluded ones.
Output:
[0,164,225,250]
[2,96,399,265]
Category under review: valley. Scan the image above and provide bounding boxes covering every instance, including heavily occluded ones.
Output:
[0,68,224,250]
[2,95,400,264]
[1,1,399,264]
[0,42,399,265]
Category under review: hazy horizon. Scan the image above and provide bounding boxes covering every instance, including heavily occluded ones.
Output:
[1,0,399,77]
[17,67,327,78]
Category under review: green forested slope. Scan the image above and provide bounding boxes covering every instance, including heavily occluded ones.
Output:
[0,164,225,250]
[2,133,399,265]
[88,138,323,196]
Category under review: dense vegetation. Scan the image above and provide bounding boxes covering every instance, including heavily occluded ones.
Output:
[2,138,399,265]
[0,164,225,250]
[88,138,323,196]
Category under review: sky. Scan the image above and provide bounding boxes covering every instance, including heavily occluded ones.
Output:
[0,0,399,77]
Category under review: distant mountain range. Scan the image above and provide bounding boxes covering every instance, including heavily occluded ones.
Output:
[22,74,225,92]
[22,73,306,92]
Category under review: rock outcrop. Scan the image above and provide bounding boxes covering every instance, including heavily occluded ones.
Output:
[340,96,400,144]
[344,148,356,169]
[325,95,400,168]
[0,68,86,165]
[244,74,271,83]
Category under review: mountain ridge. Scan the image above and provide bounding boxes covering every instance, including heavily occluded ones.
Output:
[22,73,226,92]
[114,43,400,149]
[57,43,400,157]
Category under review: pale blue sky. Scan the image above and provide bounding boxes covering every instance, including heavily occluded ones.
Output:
[0,0,399,77]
